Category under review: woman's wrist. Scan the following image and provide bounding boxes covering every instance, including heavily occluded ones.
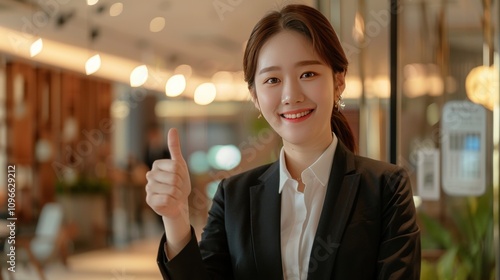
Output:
[162,206,191,259]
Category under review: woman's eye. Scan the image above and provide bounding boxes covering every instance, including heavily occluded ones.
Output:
[265,77,280,84]
[301,72,316,78]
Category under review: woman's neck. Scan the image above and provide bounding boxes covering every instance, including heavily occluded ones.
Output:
[282,133,332,179]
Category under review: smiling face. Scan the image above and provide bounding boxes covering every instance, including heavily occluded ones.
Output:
[253,30,338,149]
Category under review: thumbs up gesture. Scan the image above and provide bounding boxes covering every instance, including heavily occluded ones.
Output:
[145,128,191,219]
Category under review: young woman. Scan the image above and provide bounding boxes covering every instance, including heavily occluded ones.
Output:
[146,4,420,280]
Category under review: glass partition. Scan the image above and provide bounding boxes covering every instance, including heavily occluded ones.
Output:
[324,0,499,278]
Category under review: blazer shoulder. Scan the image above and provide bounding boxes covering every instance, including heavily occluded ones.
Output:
[221,162,276,189]
[353,155,409,181]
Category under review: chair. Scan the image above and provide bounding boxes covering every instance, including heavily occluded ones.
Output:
[15,202,67,280]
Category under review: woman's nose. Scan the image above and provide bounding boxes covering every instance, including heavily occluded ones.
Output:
[281,79,304,104]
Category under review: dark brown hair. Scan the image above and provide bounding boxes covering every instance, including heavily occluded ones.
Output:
[243,4,357,153]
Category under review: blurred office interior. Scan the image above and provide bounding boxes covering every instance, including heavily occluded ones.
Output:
[0,0,498,279]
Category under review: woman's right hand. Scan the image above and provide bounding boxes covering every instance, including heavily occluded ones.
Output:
[146,128,192,258]
[145,127,191,222]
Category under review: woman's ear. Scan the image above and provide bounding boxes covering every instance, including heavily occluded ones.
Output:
[335,72,346,94]
[251,89,260,110]
[253,98,260,110]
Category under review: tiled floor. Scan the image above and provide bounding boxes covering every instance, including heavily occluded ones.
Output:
[2,236,164,280]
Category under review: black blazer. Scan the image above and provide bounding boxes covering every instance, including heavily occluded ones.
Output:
[156,141,421,279]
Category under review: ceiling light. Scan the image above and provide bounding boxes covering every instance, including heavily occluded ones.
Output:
[165,74,186,97]
[87,0,99,6]
[194,83,216,105]
[150,17,165,33]
[130,65,149,87]
[30,38,43,57]
[109,3,123,16]
[85,54,101,75]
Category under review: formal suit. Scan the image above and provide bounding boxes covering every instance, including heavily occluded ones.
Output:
[156,141,421,279]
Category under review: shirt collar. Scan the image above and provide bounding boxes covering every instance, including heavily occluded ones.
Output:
[278,133,338,193]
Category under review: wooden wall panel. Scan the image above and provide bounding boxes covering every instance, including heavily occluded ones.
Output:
[6,61,113,207]
[35,68,59,205]
[6,62,36,165]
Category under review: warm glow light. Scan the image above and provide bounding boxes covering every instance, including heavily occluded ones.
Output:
[109,3,123,16]
[175,64,192,79]
[165,74,186,97]
[194,83,216,105]
[403,63,444,97]
[0,26,252,102]
[352,12,365,43]
[466,65,498,110]
[130,65,148,87]
[426,64,444,96]
[212,71,233,83]
[30,38,43,57]
[85,54,101,75]
[403,64,427,98]
[150,17,165,32]
[111,100,130,119]
[365,76,390,98]
[212,71,235,100]
[87,0,99,5]
[344,76,362,99]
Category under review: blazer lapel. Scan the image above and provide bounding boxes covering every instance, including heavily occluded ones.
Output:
[250,162,284,280]
[308,141,361,279]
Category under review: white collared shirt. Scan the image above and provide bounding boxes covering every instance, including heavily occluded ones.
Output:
[279,134,338,280]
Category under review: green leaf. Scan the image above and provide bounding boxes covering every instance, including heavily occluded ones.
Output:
[419,211,453,249]
[437,246,458,280]
[420,260,439,280]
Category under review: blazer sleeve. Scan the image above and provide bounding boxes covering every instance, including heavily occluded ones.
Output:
[156,179,234,280]
[377,166,421,279]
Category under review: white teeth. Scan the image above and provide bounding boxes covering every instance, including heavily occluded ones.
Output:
[283,110,311,119]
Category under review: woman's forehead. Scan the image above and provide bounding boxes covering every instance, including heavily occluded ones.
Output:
[256,31,324,69]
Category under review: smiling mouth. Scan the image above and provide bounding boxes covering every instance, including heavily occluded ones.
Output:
[281,110,313,119]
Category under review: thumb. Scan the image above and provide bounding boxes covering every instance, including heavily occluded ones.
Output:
[167,128,184,161]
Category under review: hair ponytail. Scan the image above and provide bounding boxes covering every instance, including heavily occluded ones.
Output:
[331,110,357,154]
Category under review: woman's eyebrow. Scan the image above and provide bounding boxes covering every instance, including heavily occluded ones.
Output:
[295,60,322,67]
[258,66,280,75]
[258,60,322,75]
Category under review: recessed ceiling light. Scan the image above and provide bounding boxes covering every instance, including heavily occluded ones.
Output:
[150,17,165,33]
[85,54,101,75]
[130,65,149,87]
[30,38,43,57]
[109,3,123,17]
[194,83,216,105]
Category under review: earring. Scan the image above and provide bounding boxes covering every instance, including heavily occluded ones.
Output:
[337,95,345,111]
[258,113,262,119]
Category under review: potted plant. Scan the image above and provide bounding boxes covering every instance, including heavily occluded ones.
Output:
[420,189,495,280]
